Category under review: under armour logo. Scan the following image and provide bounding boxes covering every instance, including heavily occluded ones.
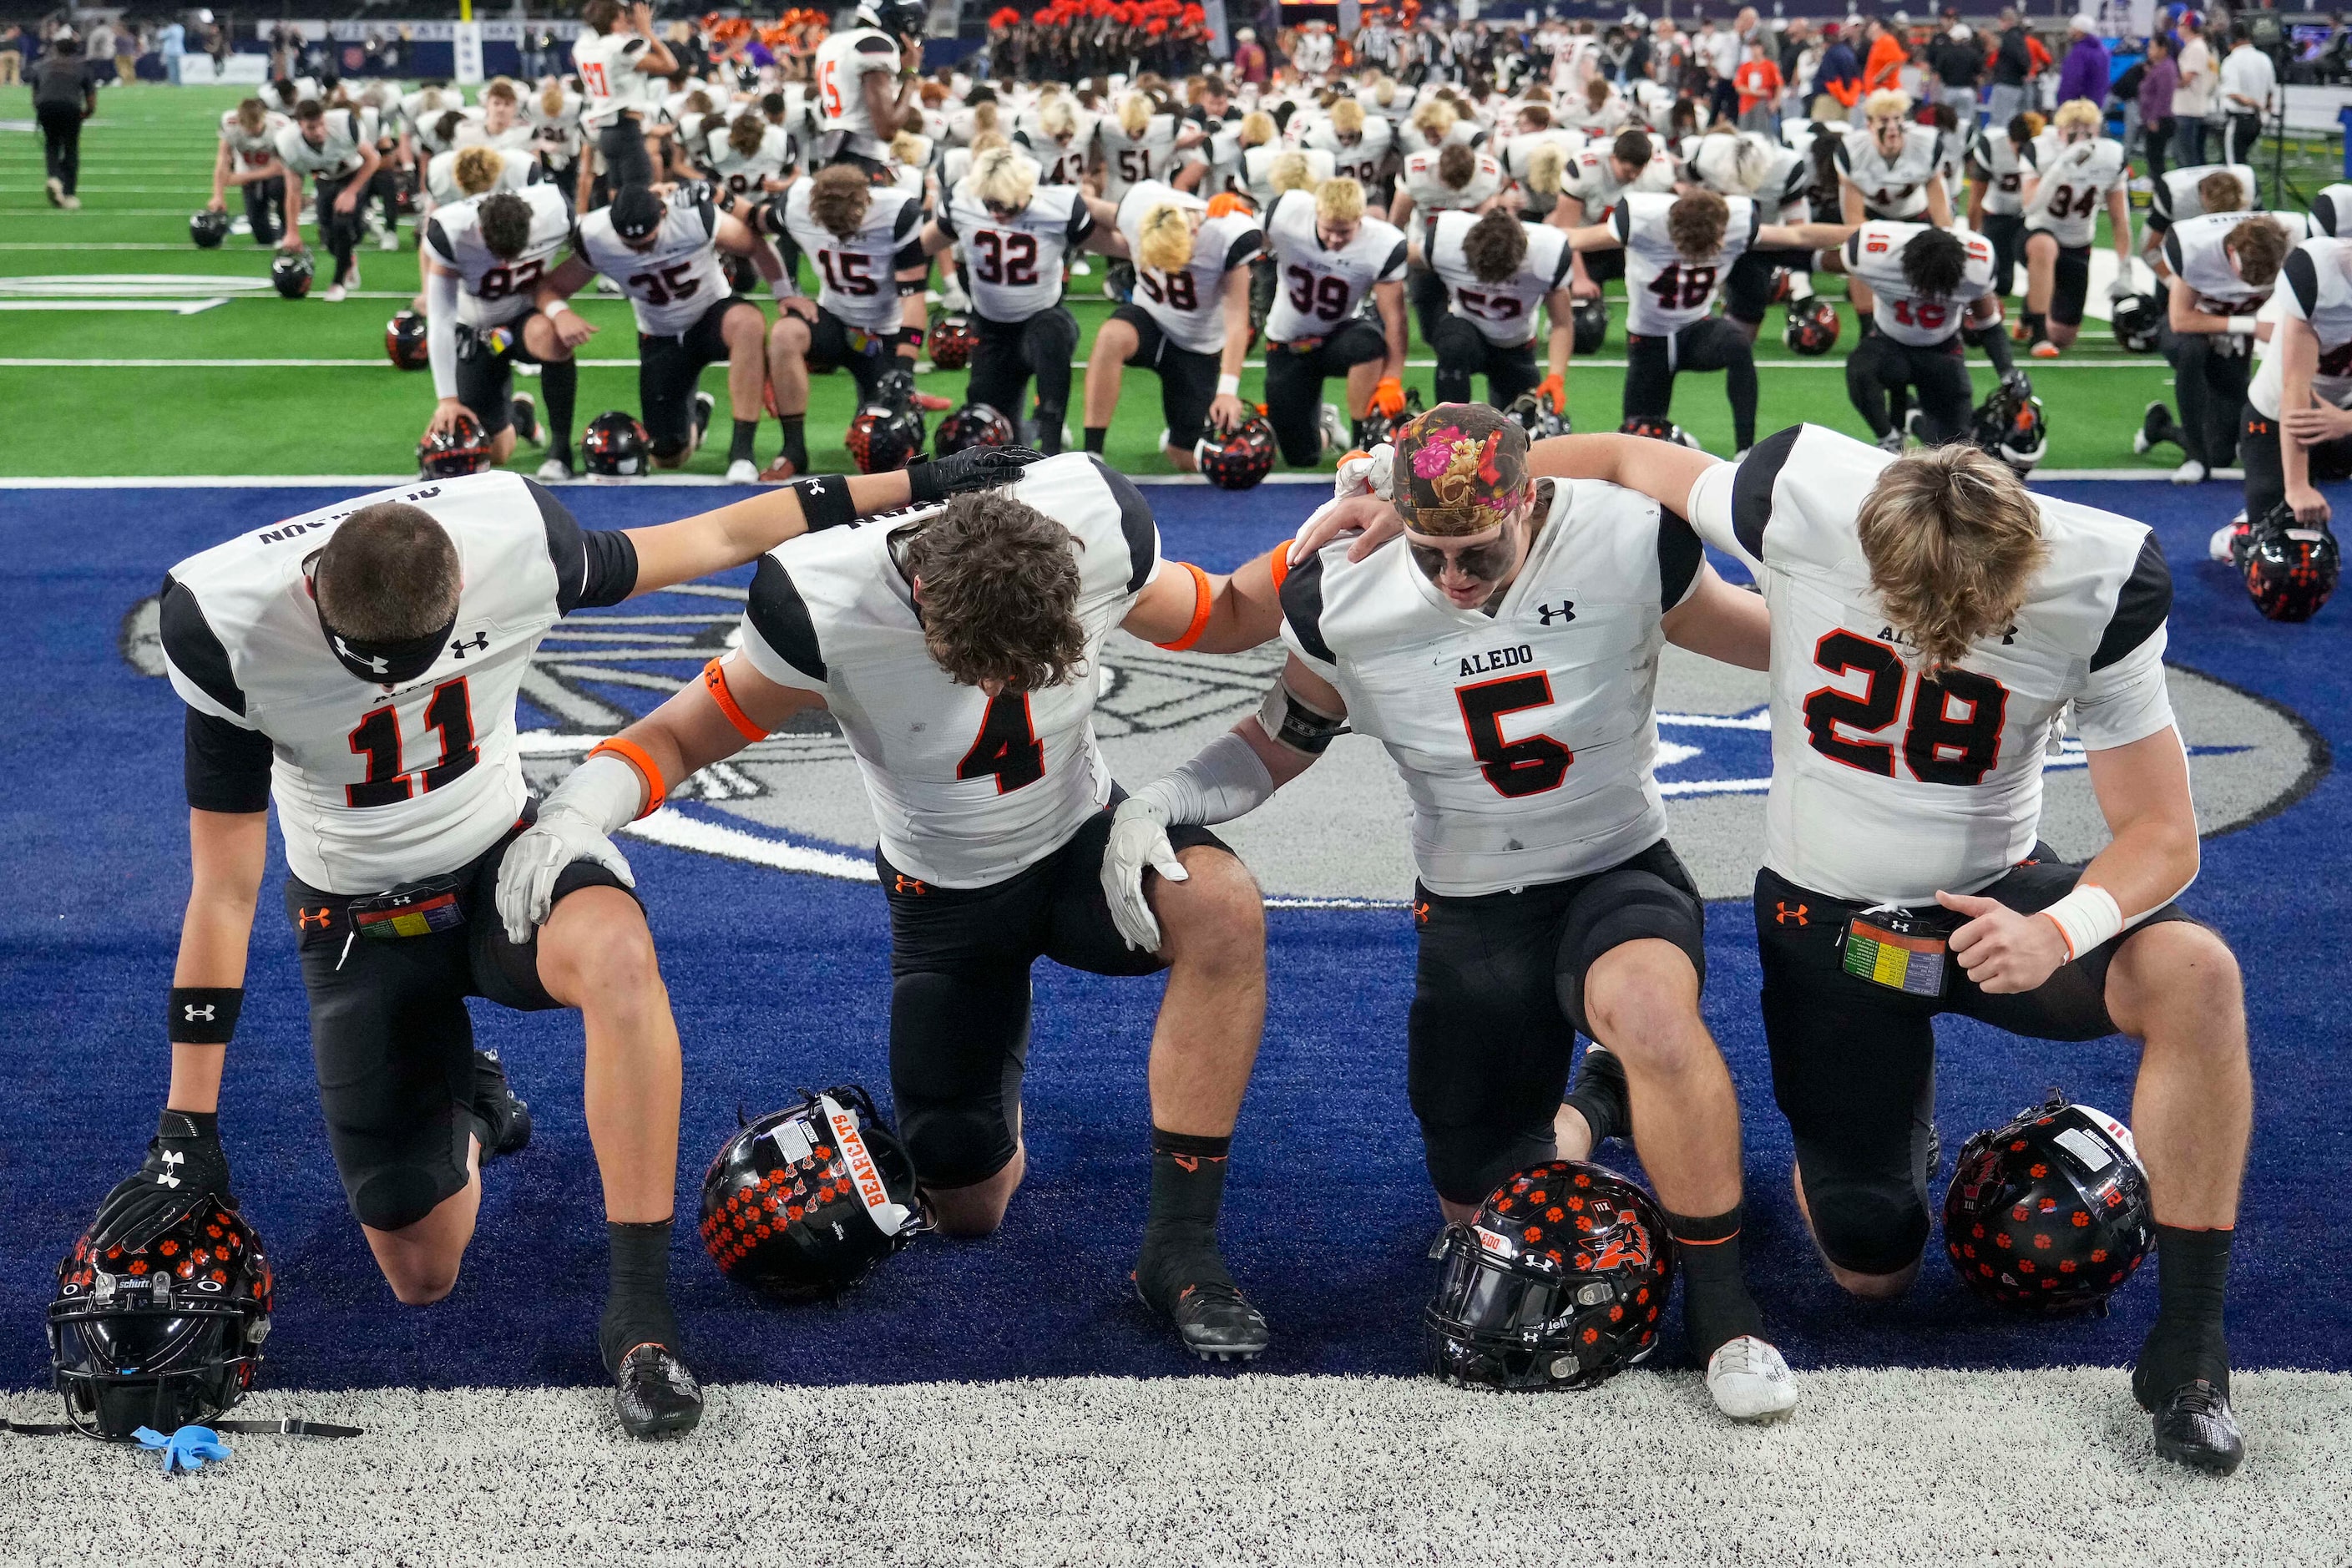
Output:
[1535,600,1576,626]
[449,631,489,659]
[298,908,331,930]
[893,875,927,895]
[156,1172,181,1189]
[1412,901,1430,925]
[1775,902,1808,927]
[181,1004,215,1022]
[160,1151,185,1169]
[804,478,827,494]
[333,635,389,675]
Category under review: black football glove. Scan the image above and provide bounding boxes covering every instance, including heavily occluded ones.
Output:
[909,445,1046,506]
[89,1110,234,1253]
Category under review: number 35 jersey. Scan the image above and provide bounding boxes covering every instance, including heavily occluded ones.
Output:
[1262,188,1409,346]
[1281,477,1705,897]
[1687,424,2175,906]
[158,473,639,895]
[735,454,1161,890]
[573,185,731,336]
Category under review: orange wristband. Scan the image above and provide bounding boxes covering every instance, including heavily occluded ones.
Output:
[589,737,665,818]
[1152,561,1215,651]
[701,656,770,741]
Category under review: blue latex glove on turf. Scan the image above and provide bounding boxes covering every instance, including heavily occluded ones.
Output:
[134,1424,234,1474]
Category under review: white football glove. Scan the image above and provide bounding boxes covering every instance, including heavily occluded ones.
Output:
[1333,442,1395,502]
[496,752,645,943]
[1101,795,1189,953]
[2107,276,2136,301]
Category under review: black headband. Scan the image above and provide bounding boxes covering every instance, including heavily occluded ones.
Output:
[315,591,455,685]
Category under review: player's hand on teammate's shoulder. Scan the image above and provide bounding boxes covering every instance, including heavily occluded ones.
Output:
[1290,492,1406,566]
[908,443,1047,503]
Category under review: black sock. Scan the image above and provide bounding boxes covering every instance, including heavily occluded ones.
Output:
[1034,407,1065,456]
[2135,1224,2233,1404]
[541,357,577,458]
[1968,321,2018,378]
[2023,310,2048,343]
[1083,425,1108,453]
[599,1216,682,1373]
[1561,1045,1630,1148]
[776,414,807,472]
[1136,1128,1235,1307]
[1665,1205,1764,1362]
[729,417,758,464]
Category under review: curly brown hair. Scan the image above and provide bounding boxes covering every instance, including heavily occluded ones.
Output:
[902,490,1088,692]
[1460,208,1527,285]
[1667,190,1728,262]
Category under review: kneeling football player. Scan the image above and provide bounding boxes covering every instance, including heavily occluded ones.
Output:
[1126,404,1801,1421]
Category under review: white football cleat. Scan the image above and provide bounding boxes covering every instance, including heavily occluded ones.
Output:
[2209,513,2248,563]
[2172,458,2208,485]
[1320,402,1346,454]
[725,458,759,483]
[536,455,576,483]
[1706,1335,1798,1423]
[322,284,348,304]
[379,230,400,251]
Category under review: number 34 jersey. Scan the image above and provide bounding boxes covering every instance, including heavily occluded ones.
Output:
[1281,476,1705,897]
[158,473,640,895]
[1687,424,2176,906]
[735,454,1162,889]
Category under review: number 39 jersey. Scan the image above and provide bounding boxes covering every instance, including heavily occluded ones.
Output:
[1616,190,1758,336]
[426,185,574,330]
[1281,478,1705,896]
[1844,220,1995,346]
[772,180,924,336]
[1262,188,1409,345]
[935,180,1093,323]
[735,455,1162,889]
[1424,209,1573,347]
[1115,180,1263,354]
[1687,424,2175,905]
[573,185,731,336]
[158,473,640,895]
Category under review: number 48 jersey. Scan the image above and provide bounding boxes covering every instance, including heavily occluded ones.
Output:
[1687,424,2175,906]
[1844,220,1995,346]
[1261,187,1408,345]
[1616,190,1758,336]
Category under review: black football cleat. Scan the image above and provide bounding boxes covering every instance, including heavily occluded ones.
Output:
[511,392,539,446]
[472,1048,532,1163]
[2134,400,2179,457]
[2147,1379,2244,1475]
[612,1343,703,1439]
[1134,1273,1270,1364]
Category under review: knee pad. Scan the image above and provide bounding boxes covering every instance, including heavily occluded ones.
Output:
[894,1095,1018,1192]
[650,434,690,462]
[1793,1142,1930,1276]
[349,1165,453,1233]
[1419,1120,1555,1210]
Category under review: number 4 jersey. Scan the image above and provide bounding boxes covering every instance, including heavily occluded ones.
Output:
[159,473,640,895]
[1687,424,2174,906]
[735,453,1162,889]
[1281,476,1705,896]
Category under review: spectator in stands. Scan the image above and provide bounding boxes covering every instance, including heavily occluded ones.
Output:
[2055,14,2111,115]
[2173,21,2216,166]
[1232,26,1267,87]
[2219,23,2275,167]
[1987,8,2033,129]
[1929,18,1981,122]
[1817,22,1862,120]
[0,23,20,87]
[33,29,94,209]
[2139,33,2177,185]
[1735,35,1782,134]
[1860,17,1907,114]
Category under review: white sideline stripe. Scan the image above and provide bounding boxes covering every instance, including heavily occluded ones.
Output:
[0,1371,2342,1564]
[621,807,873,880]
[0,298,225,313]
[0,472,1355,488]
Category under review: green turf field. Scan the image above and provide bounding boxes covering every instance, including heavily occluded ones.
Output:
[0,85,2213,478]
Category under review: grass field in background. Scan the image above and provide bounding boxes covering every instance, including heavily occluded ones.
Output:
[0,84,2234,479]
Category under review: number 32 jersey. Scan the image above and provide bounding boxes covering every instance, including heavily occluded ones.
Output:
[935,180,1093,323]
[735,454,1161,889]
[158,473,639,894]
[1281,477,1705,896]
[1687,424,2175,906]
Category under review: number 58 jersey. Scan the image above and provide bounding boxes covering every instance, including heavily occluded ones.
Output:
[1687,424,2176,906]
[734,455,1162,890]
[1280,477,1706,897]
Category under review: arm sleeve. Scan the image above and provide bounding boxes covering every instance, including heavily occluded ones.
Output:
[426,266,462,401]
[2071,623,2175,751]
[2161,229,2186,276]
[2283,246,2319,320]
[158,577,249,722]
[532,477,640,611]
[1223,227,1265,271]
[1376,237,1409,283]
[1611,199,1631,241]
[2314,191,2341,237]
[739,555,832,693]
[185,708,273,814]
[1657,508,1705,609]
[1066,200,1095,245]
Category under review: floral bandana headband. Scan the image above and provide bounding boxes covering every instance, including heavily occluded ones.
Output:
[1393,402,1532,538]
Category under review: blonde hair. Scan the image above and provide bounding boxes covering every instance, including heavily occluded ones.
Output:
[1315,175,1366,224]
[1864,88,1913,120]
[539,82,568,119]
[1524,139,1566,198]
[1136,202,1196,272]
[1239,109,1277,149]
[1330,97,1365,137]
[970,128,1010,154]
[1856,445,2050,673]
[236,97,268,133]
[2053,97,2102,134]
[1118,90,1154,139]
[971,100,1001,137]
[974,146,1039,210]
[453,145,505,195]
[891,129,929,165]
[1373,77,1400,108]
[1037,98,1075,140]
[1269,150,1317,195]
[1411,96,1458,140]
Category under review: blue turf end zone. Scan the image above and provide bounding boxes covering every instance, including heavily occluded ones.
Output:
[0,476,2344,1394]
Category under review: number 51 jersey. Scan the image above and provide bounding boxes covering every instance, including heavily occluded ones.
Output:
[158,473,639,895]
[1280,476,1705,897]
[735,454,1161,890]
[1687,424,2175,906]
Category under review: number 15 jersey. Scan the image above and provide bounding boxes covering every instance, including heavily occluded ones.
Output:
[1687,424,2175,906]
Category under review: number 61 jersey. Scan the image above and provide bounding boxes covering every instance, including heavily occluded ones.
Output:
[157,473,640,895]
[734,454,1161,889]
[1280,476,1705,897]
[1687,424,2175,907]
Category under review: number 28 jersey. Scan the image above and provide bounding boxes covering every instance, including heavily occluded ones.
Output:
[1617,190,1758,336]
[735,454,1162,889]
[1262,188,1408,345]
[1281,477,1704,896]
[1687,424,2175,905]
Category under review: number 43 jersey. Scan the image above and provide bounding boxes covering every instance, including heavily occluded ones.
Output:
[158,473,640,895]
[735,454,1161,890]
[1687,424,2175,907]
[1281,477,1705,897]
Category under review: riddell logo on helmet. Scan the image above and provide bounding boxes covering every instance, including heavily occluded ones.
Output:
[827,1105,890,1216]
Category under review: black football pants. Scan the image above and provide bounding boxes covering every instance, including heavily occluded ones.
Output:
[599,115,655,194]
[1624,319,1758,452]
[311,172,365,286]
[1430,316,1541,410]
[968,306,1080,453]
[2162,325,2249,470]
[1845,331,1973,444]
[38,103,80,195]
[241,177,284,245]
[2240,402,2352,523]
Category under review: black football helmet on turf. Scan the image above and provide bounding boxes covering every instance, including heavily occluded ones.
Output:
[190,208,231,249]
[1783,296,1840,356]
[1198,414,1278,489]
[385,310,430,371]
[1620,415,1700,448]
[2111,291,2162,354]
[934,401,1015,458]
[1353,386,1424,453]
[1424,1161,1674,1390]
[1970,374,2047,474]
[929,313,978,372]
[2243,503,2340,621]
[582,411,651,478]
[270,250,315,299]
[48,1198,272,1440]
[1506,391,1566,442]
[848,402,925,473]
[1571,296,1608,355]
[417,412,493,478]
[699,1085,928,1301]
[1945,1091,2153,1315]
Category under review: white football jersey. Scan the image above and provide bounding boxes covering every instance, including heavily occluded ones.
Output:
[1560,144,1677,220]
[1262,188,1409,344]
[2162,210,2315,314]
[1837,123,1948,220]
[573,28,652,129]
[273,110,367,180]
[1117,180,1264,354]
[2147,162,2255,236]
[2309,182,2352,238]
[776,179,923,336]
[1281,478,1706,895]
[1685,424,2176,904]
[1013,127,1088,187]
[456,117,537,154]
[1399,147,1505,216]
[707,123,796,196]
[814,27,902,142]
[1844,221,1996,346]
[938,180,1092,322]
[1965,127,2037,217]
[426,185,572,330]
[423,145,537,208]
[574,186,732,337]
[1095,112,1186,204]
[2025,137,2128,247]
[219,109,290,170]
[2251,237,2352,417]
[1617,191,1758,337]
[159,473,639,894]
[1425,210,1574,346]
[1685,130,1809,216]
[1305,114,1397,187]
[526,88,585,164]
[735,455,1162,889]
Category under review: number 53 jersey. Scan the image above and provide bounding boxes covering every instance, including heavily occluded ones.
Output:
[1687,424,2176,907]
[1280,477,1706,897]
[734,454,1161,890]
